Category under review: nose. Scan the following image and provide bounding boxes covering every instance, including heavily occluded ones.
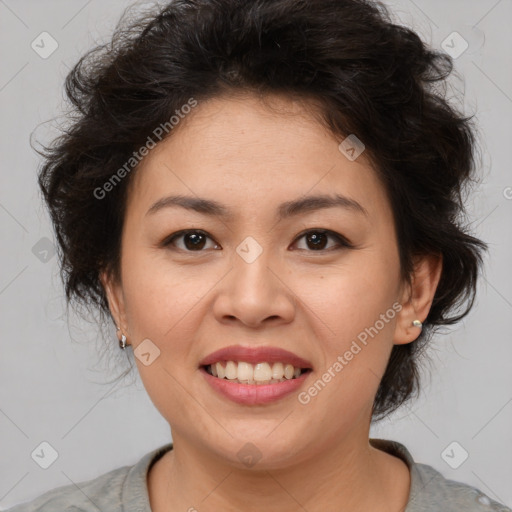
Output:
[212,249,296,329]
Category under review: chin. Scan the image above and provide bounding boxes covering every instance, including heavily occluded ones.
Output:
[208,427,310,470]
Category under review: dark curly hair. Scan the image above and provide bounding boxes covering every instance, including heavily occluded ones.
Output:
[37,0,486,420]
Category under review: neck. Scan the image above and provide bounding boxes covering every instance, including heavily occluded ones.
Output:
[148,429,410,512]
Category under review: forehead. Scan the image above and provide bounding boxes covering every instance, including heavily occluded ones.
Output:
[126,92,388,220]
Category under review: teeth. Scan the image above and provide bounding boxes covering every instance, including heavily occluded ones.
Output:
[284,364,294,379]
[238,361,253,381]
[207,361,305,384]
[271,362,284,379]
[254,362,272,381]
[215,362,225,379]
[225,361,238,380]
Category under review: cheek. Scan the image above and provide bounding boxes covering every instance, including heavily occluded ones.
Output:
[124,275,211,348]
[310,253,400,349]
[297,258,400,423]
[120,242,213,340]
[119,251,211,420]
[296,269,399,432]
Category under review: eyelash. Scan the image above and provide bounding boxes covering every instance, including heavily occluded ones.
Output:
[161,229,354,253]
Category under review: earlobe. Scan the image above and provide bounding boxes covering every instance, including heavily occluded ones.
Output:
[393,253,443,345]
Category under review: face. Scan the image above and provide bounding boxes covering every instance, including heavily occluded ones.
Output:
[103,92,437,469]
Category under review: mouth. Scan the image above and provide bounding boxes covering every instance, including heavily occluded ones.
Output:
[198,345,313,404]
[201,361,312,385]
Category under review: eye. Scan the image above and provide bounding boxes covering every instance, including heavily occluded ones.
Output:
[292,229,353,252]
[162,230,220,251]
[161,229,353,253]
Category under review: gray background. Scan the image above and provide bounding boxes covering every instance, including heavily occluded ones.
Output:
[0,0,511,509]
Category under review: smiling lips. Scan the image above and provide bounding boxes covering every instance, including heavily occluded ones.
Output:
[199,345,313,405]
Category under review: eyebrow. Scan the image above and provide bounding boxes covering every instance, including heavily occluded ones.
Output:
[146,193,368,220]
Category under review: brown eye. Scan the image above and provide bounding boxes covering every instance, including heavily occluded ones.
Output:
[163,230,219,251]
[182,232,207,250]
[162,228,352,253]
[293,229,353,252]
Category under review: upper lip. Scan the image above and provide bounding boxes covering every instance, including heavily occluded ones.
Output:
[199,345,313,369]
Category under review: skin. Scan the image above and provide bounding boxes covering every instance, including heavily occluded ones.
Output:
[101,92,442,512]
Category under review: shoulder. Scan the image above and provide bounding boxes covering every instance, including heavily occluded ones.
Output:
[410,461,511,512]
[370,438,511,512]
[4,465,130,512]
[4,443,173,512]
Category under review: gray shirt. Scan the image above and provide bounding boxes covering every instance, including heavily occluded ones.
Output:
[5,439,511,511]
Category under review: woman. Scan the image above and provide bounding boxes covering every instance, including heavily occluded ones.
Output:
[7,0,510,511]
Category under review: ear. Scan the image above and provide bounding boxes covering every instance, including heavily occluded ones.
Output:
[100,269,129,338]
[393,253,443,345]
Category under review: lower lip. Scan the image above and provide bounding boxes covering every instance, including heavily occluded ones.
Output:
[200,367,311,405]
